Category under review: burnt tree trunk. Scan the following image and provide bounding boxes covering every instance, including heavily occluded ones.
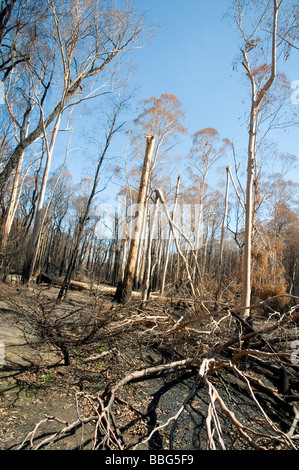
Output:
[113,135,156,304]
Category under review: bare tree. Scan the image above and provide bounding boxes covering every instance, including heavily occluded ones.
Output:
[188,128,228,207]
[160,174,181,295]
[218,166,230,294]
[8,0,147,282]
[57,101,125,303]
[234,0,299,318]
[187,128,229,282]
[116,94,186,299]
[0,0,44,79]
[0,69,34,252]
[0,0,147,191]
[133,93,187,173]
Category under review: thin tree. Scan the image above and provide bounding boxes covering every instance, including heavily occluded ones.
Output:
[234,0,298,317]
[160,173,181,295]
[187,128,229,281]
[121,94,186,295]
[17,0,146,281]
[218,165,230,295]
[0,69,33,252]
[57,102,125,303]
[141,191,160,303]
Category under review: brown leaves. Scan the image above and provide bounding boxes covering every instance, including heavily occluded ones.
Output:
[133,93,187,145]
[195,127,219,137]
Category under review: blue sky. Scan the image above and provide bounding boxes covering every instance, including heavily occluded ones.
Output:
[61,0,299,202]
[130,0,299,154]
[131,0,241,137]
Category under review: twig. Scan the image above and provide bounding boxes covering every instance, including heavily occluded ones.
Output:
[199,359,269,450]
[17,415,68,450]
[286,407,299,438]
[17,414,97,450]
[83,348,118,363]
[232,364,297,450]
[133,364,201,450]
[200,358,299,450]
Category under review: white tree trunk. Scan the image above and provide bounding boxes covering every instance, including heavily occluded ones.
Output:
[218,166,230,293]
[161,174,181,295]
[0,150,25,252]
[241,108,257,318]
[141,195,159,303]
[22,111,63,281]
[240,0,278,318]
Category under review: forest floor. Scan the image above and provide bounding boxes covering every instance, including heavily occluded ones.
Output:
[0,279,298,451]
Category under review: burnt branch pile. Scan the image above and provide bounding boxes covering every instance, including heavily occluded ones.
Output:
[10,291,299,451]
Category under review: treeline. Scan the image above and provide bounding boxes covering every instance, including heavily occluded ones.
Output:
[0,1,298,309]
[1,126,298,307]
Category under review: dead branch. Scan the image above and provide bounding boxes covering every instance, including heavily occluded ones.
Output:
[17,357,194,450]
[17,415,69,450]
[7,288,299,451]
[105,358,193,410]
[132,369,200,450]
[199,358,299,450]
[231,363,298,450]
[83,348,118,363]
[131,355,299,451]
[199,359,267,450]
[173,295,299,329]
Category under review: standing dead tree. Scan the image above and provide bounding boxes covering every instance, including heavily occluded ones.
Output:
[113,135,156,304]
[156,188,197,300]
[217,165,230,296]
[141,191,160,304]
[160,174,181,295]
[18,0,147,283]
[0,0,147,190]
[57,102,125,303]
[234,0,299,318]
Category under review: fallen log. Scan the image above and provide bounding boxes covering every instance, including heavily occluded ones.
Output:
[36,272,92,291]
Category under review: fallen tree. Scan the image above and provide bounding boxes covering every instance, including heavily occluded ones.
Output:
[13,294,299,450]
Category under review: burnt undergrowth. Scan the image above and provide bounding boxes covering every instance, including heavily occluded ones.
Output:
[0,282,298,450]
